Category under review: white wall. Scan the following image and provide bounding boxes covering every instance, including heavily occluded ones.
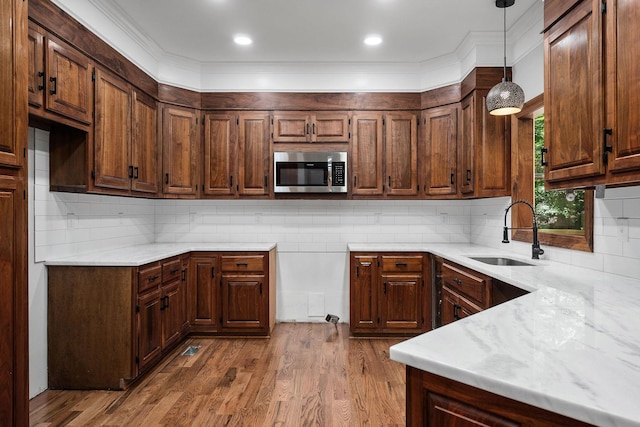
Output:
[155,198,471,321]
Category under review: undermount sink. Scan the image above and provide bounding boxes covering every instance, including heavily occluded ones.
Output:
[468,256,535,267]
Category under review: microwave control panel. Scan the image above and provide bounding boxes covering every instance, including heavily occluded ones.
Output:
[333,162,346,187]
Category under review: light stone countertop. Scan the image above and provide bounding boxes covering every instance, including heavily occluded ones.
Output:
[44,243,277,266]
[348,243,640,427]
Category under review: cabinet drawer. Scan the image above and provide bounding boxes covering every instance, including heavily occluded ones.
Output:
[381,255,423,273]
[162,257,182,283]
[138,262,162,293]
[441,262,489,308]
[221,255,265,272]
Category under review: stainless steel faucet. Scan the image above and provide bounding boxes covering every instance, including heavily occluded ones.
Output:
[502,200,544,259]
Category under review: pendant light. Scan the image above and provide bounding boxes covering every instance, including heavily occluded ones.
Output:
[486,0,525,116]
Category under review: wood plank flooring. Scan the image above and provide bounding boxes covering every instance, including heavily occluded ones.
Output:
[29,323,407,426]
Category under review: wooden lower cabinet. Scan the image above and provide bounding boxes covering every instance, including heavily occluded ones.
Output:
[407,367,594,427]
[189,251,276,336]
[47,249,275,389]
[434,257,528,328]
[350,252,430,336]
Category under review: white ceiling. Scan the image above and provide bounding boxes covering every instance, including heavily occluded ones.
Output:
[51,0,543,91]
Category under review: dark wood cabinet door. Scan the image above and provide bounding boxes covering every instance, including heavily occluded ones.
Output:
[162,105,198,195]
[137,288,162,373]
[607,0,640,176]
[131,91,158,194]
[544,0,605,183]
[221,274,266,331]
[385,113,418,196]
[440,287,458,327]
[161,279,183,350]
[203,113,237,196]
[0,175,27,425]
[423,105,458,196]
[45,36,92,124]
[1,0,27,168]
[313,112,350,143]
[426,393,521,427]
[238,112,270,196]
[188,255,219,328]
[93,68,132,191]
[380,274,422,330]
[459,94,475,194]
[352,113,384,195]
[27,22,45,109]
[350,255,378,333]
[272,112,310,142]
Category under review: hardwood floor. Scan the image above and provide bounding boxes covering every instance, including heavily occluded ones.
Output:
[30,323,407,426]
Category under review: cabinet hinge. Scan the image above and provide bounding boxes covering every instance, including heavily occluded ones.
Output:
[601,0,607,13]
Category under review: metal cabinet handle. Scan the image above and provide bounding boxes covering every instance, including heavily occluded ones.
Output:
[395,262,407,267]
[133,167,139,179]
[603,128,613,164]
[453,277,462,285]
[148,275,159,282]
[540,147,548,167]
[49,76,57,95]
[165,173,169,184]
[236,262,248,267]
[38,71,45,91]
[466,169,471,183]
[128,165,134,179]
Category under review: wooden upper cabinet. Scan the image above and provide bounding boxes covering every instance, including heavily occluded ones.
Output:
[162,105,199,196]
[272,111,349,143]
[93,68,132,191]
[1,0,27,168]
[131,91,159,194]
[422,104,459,197]
[28,22,92,127]
[27,22,45,109]
[238,112,270,196]
[94,68,158,195]
[45,35,93,125]
[203,113,237,197]
[605,0,640,179]
[351,113,384,196]
[385,113,418,196]
[460,91,510,198]
[543,0,605,185]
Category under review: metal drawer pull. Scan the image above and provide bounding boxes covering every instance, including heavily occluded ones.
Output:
[453,278,462,285]
[236,262,248,267]
[395,262,407,267]
[148,275,159,282]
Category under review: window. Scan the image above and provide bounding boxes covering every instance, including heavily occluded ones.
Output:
[511,94,593,252]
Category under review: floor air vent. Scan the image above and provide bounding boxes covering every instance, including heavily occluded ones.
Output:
[181,346,200,356]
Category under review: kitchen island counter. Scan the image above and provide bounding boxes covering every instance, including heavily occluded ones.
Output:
[348,243,640,427]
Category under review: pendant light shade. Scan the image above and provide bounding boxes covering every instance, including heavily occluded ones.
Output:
[486,80,525,115]
[486,0,524,116]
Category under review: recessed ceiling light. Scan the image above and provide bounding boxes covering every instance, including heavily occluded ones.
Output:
[364,35,382,46]
[234,35,252,46]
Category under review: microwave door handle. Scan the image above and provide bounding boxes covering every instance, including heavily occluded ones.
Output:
[327,159,332,192]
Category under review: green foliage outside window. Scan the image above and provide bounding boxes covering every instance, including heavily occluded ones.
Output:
[533,115,585,234]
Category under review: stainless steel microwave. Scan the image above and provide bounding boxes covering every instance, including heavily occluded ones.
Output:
[274,151,347,193]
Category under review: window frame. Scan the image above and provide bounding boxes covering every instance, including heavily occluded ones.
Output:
[510,94,594,252]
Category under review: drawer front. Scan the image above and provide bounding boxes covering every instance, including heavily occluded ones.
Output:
[162,257,182,283]
[221,254,265,272]
[138,262,162,293]
[381,255,423,273]
[441,262,488,308]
